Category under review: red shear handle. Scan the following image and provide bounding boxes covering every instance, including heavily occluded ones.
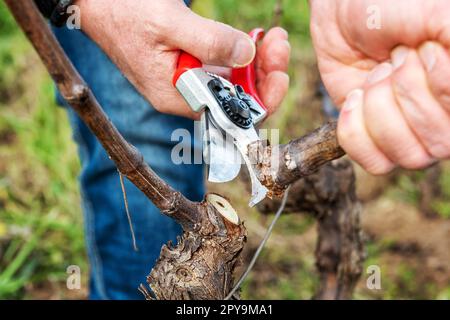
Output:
[173,28,267,112]
[231,28,267,111]
[172,51,202,86]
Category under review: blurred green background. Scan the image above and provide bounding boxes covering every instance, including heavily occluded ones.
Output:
[0,0,449,299]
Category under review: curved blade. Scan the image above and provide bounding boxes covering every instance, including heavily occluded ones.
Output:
[204,112,242,183]
[233,134,268,207]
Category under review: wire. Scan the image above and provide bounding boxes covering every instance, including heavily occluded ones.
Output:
[118,170,139,252]
[225,186,291,300]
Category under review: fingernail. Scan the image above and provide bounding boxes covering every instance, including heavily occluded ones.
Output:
[391,46,409,70]
[232,36,256,68]
[419,42,437,72]
[342,89,364,112]
[367,63,393,85]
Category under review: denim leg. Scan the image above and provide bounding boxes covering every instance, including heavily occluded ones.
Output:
[53,28,204,299]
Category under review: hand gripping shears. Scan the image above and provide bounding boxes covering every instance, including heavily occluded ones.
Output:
[173,29,268,207]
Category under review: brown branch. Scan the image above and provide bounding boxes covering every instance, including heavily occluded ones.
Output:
[312,160,365,300]
[257,159,365,300]
[249,120,345,198]
[5,0,201,230]
[6,0,251,300]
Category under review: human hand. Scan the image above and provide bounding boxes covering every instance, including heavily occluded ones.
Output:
[310,0,450,174]
[76,0,290,119]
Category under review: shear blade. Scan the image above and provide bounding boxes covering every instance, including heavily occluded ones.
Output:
[232,133,269,207]
[204,112,242,183]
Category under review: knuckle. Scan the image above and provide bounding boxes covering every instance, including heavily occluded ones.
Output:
[392,78,416,103]
[267,42,290,70]
[436,92,450,111]
[138,3,172,42]
[428,70,450,103]
[427,142,450,159]
[152,16,173,42]
[340,139,395,176]
[365,163,394,176]
[427,77,450,109]
[397,151,433,170]
[206,22,233,63]
[358,154,394,176]
[430,78,450,96]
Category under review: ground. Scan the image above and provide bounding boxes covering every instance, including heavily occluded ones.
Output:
[0,0,449,300]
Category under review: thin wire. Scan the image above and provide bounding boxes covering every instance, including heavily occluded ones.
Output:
[225,186,291,300]
[118,170,139,252]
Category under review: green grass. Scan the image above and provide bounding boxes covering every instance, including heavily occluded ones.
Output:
[437,286,450,300]
[0,75,86,298]
[241,250,318,300]
[385,167,450,219]
[0,71,86,298]
[0,1,85,299]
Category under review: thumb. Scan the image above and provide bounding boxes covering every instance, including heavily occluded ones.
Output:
[169,6,256,67]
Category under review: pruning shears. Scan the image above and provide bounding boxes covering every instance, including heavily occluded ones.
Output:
[173,28,268,207]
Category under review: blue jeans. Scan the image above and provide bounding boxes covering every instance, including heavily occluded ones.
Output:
[52,21,203,299]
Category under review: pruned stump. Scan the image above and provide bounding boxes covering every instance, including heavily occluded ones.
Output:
[140,194,246,300]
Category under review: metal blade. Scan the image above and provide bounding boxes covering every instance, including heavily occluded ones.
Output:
[204,112,242,183]
[232,128,268,207]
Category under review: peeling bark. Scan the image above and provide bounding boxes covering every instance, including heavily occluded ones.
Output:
[249,121,345,198]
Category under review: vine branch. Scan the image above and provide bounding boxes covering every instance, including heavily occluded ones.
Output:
[250,121,345,198]
[5,0,200,230]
